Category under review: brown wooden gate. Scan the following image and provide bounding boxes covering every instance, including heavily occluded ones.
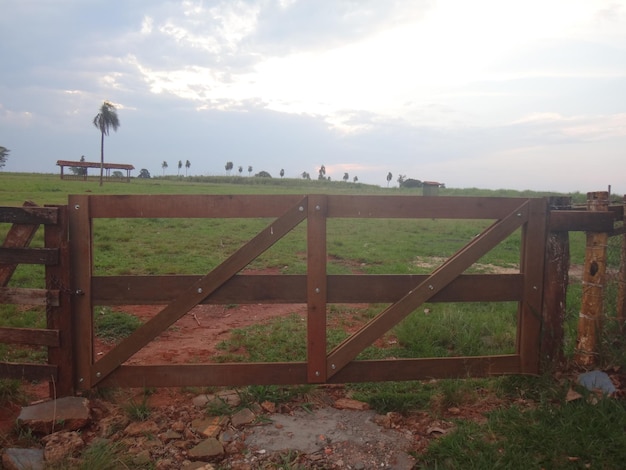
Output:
[68,194,548,391]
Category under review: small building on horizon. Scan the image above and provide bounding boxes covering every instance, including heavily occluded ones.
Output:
[56,160,135,182]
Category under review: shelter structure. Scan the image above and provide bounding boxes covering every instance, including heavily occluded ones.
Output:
[56,160,134,182]
[423,181,444,196]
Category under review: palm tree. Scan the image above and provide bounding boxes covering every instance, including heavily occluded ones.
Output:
[280,169,285,178]
[185,160,191,176]
[343,172,349,182]
[225,161,233,175]
[177,160,182,176]
[162,160,168,175]
[248,165,253,176]
[318,165,326,180]
[386,172,392,187]
[93,101,120,186]
[238,165,243,175]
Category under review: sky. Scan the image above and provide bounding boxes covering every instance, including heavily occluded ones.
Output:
[1,0,625,193]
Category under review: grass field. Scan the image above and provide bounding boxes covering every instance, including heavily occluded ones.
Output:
[2,172,624,468]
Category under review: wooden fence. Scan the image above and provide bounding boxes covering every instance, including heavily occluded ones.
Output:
[0,194,621,397]
[0,202,72,396]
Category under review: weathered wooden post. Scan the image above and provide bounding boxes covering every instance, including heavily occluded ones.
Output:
[575,191,609,367]
[617,194,626,332]
[541,196,571,368]
[45,204,74,397]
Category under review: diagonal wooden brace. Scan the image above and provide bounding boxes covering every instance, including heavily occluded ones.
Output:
[326,200,530,378]
[91,196,308,385]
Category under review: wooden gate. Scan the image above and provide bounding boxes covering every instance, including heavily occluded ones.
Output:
[68,194,548,390]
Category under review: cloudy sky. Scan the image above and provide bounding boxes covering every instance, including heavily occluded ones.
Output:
[1,0,625,193]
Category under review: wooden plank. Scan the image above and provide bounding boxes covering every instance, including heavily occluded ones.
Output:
[0,327,59,346]
[0,201,40,286]
[46,204,74,397]
[83,195,536,220]
[328,355,521,383]
[95,356,521,388]
[0,205,58,224]
[68,195,94,389]
[327,195,529,219]
[0,362,57,381]
[327,274,523,303]
[518,198,548,374]
[307,195,327,382]
[92,273,523,305]
[549,210,613,232]
[326,200,530,378]
[0,247,59,265]
[91,197,309,386]
[99,363,309,388]
[0,287,59,306]
[88,194,307,218]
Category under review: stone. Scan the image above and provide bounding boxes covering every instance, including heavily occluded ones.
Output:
[188,438,224,459]
[193,390,241,409]
[216,390,241,407]
[230,408,256,427]
[192,394,211,408]
[260,401,276,413]
[2,448,45,470]
[41,431,85,464]
[17,397,90,434]
[132,449,152,466]
[186,462,217,469]
[98,414,130,438]
[171,420,186,432]
[219,429,237,444]
[161,429,183,442]
[124,420,160,437]
[333,398,369,411]
[191,416,228,438]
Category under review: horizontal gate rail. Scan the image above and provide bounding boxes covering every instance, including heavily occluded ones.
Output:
[69,194,550,391]
[91,273,523,305]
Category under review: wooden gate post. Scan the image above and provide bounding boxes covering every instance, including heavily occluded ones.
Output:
[45,205,74,396]
[541,197,571,368]
[617,194,626,333]
[575,191,609,367]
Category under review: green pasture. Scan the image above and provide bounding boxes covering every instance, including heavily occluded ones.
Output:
[0,171,600,366]
[2,172,625,468]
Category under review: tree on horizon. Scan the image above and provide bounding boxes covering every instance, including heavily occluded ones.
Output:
[386,172,392,187]
[225,161,233,175]
[177,160,182,175]
[0,146,9,169]
[185,160,190,176]
[318,164,326,180]
[92,101,120,186]
[248,165,253,176]
[343,172,349,182]
[280,169,285,178]
[162,160,168,175]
